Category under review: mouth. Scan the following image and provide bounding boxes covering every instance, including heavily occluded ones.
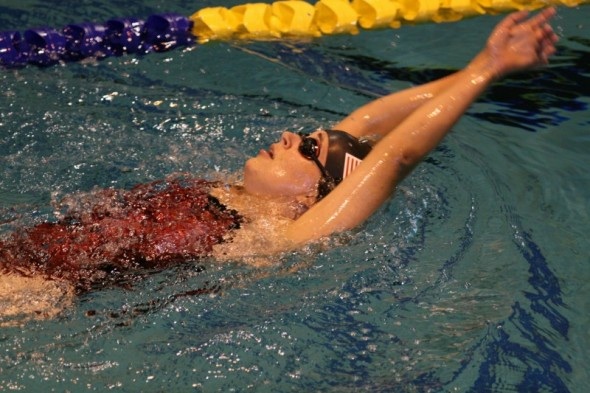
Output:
[258,148,273,159]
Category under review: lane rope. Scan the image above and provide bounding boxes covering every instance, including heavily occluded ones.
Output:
[1,0,587,67]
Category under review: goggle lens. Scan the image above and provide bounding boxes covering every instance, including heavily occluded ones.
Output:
[297,133,335,200]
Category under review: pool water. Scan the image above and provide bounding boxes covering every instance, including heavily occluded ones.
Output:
[1,1,589,391]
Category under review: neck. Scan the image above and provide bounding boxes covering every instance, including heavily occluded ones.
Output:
[210,185,312,220]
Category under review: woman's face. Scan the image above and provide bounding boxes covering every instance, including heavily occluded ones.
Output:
[243,130,329,198]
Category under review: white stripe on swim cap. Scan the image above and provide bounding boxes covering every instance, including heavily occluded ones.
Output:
[342,153,363,179]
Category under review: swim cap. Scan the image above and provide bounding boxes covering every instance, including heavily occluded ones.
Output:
[318,129,373,198]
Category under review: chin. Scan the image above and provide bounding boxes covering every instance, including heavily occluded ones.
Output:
[241,170,264,196]
[242,159,256,182]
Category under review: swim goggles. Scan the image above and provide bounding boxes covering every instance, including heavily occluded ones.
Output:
[297,133,337,199]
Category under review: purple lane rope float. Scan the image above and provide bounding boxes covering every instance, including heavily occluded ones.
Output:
[0,14,192,67]
[1,0,587,68]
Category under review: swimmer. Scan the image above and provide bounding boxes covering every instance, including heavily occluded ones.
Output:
[248,7,559,243]
[0,9,558,320]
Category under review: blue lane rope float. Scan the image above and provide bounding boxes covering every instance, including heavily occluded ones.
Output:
[1,0,588,68]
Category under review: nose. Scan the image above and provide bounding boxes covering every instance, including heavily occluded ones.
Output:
[280,131,299,149]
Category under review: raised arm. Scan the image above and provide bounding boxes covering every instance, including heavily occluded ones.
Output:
[333,8,558,140]
[333,69,473,139]
[286,8,558,245]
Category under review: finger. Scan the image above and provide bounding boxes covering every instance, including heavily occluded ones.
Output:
[543,35,558,56]
[541,45,557,63]
[543,24,559,44]
[528,7,557,29]
[541,6,557,20]
[496,10,530,32]
[539,23,559,51]
[540,33,558,62]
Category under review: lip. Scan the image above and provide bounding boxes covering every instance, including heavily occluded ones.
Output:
[258,149,272,159]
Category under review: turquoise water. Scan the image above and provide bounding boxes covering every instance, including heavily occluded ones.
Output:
[1,1,589,391]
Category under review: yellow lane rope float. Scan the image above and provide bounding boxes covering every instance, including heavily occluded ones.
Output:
[1,0,588,67]
[190,0,589,42]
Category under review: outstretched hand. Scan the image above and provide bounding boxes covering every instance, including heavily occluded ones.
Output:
[484,7,559,78]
